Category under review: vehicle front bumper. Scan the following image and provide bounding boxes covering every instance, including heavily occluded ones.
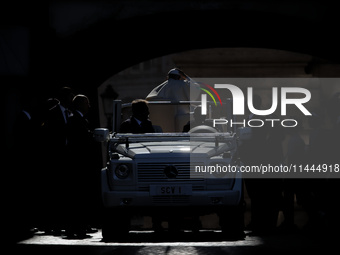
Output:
[101,169,242,209]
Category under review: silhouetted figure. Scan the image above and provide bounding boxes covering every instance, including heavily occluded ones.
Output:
[146,68,195,102]
[120,99,155,133]
[182,105,206,132]
[66,94,96,238]
[309,92,340,236]
[12,93,39,239]
[303,110,329,233]
[44,87,74,146]
[326,92,340,235]
[120,99,166,230]
[281,120,305,233]
[146,68,201,131]
[240,95,283,235]
[264,113,285,231]
[41,87,74,234]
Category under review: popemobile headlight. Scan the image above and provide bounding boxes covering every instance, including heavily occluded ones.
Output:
[115,164,131,179]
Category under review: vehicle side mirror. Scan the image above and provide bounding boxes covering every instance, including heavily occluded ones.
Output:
[93,128,110,142]
[237,127,252,141]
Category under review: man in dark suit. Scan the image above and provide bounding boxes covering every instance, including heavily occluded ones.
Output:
[12,98,38,238]
[41,87,74,234]
[44,87,74,147]
[119,99,155,133]
[182,105,206,132]
[67,94,96,238]
[68,94,92,150]
[239,94,283,235]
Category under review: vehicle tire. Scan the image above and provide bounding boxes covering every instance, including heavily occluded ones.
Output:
[102,208,130,241]
[218,203,245,240]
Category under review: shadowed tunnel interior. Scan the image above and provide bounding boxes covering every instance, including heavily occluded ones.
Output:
[3,1,340,250]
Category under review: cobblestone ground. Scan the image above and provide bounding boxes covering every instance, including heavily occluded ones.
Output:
[14,229,336,255]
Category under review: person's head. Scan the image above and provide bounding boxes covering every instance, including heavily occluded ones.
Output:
[57,87,74,108]
[252,94,262,110]
[327,92,340,127]
[131,99,150,121]
[45,98,60,110]
[193,105,206,124]
[167,68,187,81]
[308,107,325,129]
[73,94,90,116]
[285,117,303,135]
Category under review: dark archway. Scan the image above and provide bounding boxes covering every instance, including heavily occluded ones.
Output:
[50,8,340,89]
[4,2,340,242]
[3,1,340,155]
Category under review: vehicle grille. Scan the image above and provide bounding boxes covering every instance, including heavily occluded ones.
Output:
[137,162,204,182]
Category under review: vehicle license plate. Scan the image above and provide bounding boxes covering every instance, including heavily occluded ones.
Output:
[150,185,192,196]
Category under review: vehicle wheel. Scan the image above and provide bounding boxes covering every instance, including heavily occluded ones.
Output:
[218,203,245,240]
[102,208,130,241]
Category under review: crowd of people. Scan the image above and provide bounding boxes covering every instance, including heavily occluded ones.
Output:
[13,86,100,239]
[12,68,340,240]
[120,68,340,237]
[239,93,340,236]
[129,68,340,236]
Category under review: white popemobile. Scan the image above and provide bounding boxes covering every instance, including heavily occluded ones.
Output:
[94,99,250,240]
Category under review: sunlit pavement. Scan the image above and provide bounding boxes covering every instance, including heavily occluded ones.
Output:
[14,229,335,255]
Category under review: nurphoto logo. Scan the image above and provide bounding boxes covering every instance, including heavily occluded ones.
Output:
[198,82,312,128]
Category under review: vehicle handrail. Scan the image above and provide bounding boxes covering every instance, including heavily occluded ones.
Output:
[110,132,235,144]
[121,100,215,108]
